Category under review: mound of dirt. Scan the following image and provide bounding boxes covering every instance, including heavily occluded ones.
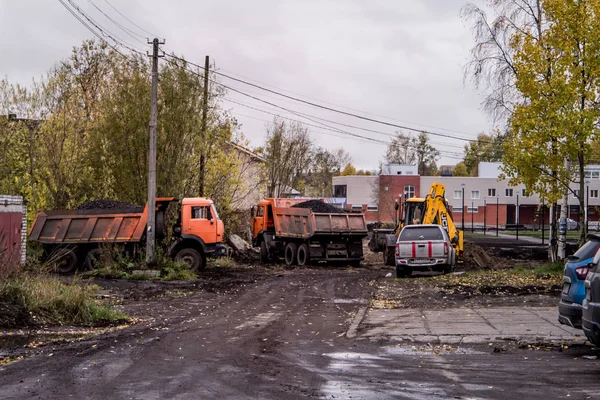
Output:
[291,200,346,214]
[462,240,496,270]
[0,302,33,328]
[75,199,140,210]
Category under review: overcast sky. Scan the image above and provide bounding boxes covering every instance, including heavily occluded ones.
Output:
[0,0,491,170]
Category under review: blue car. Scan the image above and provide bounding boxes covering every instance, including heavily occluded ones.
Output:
[558,234,600,329]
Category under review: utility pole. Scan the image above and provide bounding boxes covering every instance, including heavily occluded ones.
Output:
[199,55,210,197]
[146,38,164,265]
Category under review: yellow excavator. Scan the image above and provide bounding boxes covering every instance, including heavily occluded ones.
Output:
[370,182,464,266]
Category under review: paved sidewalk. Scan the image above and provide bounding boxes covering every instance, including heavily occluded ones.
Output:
[359,307,585,344]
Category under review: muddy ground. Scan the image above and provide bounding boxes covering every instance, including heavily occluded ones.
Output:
[2,237,598,399]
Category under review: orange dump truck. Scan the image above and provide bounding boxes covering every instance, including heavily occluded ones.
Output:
[251,198,368,266]
[29,197,226,273]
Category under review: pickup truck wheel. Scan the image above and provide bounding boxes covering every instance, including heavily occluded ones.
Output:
[175,248,205,273]
[284,243,298,266]
[296,244,310,266]
[383,247,395,266]
[396,266,409,278]
[260,241,270,263]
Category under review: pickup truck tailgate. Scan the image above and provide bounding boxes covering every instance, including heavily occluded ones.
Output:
[397,240,446,259]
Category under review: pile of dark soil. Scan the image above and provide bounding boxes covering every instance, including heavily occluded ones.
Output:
[75,199,140,210]
[462,240,496,270]
[292,200,346,214]
[0,301,33,329]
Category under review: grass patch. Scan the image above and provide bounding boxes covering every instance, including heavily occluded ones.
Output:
[160,262,197,281]
[83,245,198,281]
[427,264,563,288]
[208,256,235,268]
[0,274,128,326]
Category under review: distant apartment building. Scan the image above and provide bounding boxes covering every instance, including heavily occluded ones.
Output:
[333,162,600,228]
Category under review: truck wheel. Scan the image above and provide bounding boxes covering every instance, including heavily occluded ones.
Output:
[383,247,395,266]
[175,248,205,273]
[284,243,297,266]
[83,249,102,270]
[297,244,310,266]
[49,248,78,275]
[260,241,270,263]
[396,266,409,278]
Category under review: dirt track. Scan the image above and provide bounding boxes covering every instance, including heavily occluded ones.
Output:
[1,264,600,399]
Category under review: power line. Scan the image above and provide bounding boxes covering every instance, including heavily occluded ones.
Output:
[225,96,467,150]
[224,98,465,157]
[87,0,148,44]
[103,0,161,39]
[164,53,481,143]
[64,0,146,53]
[232,111,465,160]
[57,0,135,62]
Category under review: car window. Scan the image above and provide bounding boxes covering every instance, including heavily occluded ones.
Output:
[399,227,444,241]
[572,240,600,260]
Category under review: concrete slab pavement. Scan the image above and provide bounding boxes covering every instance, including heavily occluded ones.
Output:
[359,306,585,345]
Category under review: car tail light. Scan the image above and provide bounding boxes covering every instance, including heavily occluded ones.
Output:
[395,243,399,257]
[444,242,449,256]
[575,266,590,280]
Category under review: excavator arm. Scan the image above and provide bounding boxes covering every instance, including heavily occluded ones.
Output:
[421,182,464,262]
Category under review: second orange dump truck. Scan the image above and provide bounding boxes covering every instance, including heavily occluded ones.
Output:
[29,197,227,273]
[251,198,368,266]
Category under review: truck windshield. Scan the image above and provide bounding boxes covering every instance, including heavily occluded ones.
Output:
[399,227,443,241]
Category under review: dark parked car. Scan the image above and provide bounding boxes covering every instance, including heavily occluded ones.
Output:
[559,234,600,329]
[583,251,600,345]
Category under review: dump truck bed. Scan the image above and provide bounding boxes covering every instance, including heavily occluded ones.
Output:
[273,207,367,239]
[29,198,174,245]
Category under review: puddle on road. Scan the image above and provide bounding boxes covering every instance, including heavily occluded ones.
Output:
[332,298,368,304]
[0,331,95,357]
[386,344,486,356]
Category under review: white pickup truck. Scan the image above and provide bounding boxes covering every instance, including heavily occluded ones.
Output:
[395,224,456,277]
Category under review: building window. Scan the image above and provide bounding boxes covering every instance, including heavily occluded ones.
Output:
[397,171,402,175]
[453,206,463,212]
[522,189,527,196]
[351,205,363,211]
[591,190,599,199]
[471,190,480,200]
[367,205,378,211]
[505,188,513,197]
[334,185,347,198]
[404,185,415,199]
[593,171,600,179]
[454,190,462,200]
[574,189,581,198]
[468,206,478,213]
[487,188,496,197]
[585,171,592,179]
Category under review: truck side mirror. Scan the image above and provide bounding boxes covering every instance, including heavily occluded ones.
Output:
[250,206,255,217]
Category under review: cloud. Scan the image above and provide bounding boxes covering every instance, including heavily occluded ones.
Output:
[0,0,489,169]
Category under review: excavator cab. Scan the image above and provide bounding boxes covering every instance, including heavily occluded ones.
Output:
[404,199,426,226]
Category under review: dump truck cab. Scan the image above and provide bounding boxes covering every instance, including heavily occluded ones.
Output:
[169,198,227,271]
[251,198,306,247]
[177,198,224,245]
